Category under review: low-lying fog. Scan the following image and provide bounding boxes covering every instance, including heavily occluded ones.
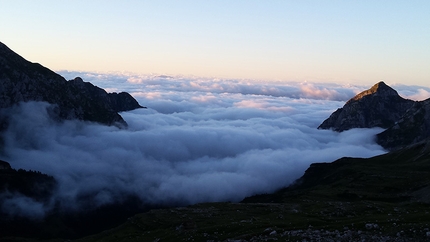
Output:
[2,72,430,218]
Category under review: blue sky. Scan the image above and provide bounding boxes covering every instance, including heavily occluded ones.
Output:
[1,0,429,86]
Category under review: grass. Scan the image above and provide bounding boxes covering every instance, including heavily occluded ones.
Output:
[75,199,430,241]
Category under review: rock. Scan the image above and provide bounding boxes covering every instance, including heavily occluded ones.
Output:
[365,223,379,230]
[318,82,415,131]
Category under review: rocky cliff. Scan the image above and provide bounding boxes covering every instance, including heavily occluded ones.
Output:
[0,42,143,127]
[318,82,415,131]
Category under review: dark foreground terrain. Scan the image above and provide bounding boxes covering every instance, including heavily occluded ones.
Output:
[34,140,426,242]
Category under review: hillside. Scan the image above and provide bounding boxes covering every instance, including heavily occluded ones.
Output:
[67,140,430,242]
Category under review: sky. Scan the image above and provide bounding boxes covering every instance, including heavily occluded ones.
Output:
[1,1,430,86]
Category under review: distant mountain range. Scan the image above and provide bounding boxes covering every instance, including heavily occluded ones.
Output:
[318,81,430,150]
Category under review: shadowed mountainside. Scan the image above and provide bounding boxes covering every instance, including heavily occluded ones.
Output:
[0,42,143,127]
[0,159,158,240]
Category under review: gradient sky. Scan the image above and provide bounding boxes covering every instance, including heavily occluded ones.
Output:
[1,0,429,86]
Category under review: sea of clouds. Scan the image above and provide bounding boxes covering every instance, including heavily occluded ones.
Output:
[2,72,430,218]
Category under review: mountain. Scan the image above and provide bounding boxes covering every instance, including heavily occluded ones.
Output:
[318,81,430,150]
[318,82,415,131]
[0,42,143,127]
[0,160,56,204]
[377,98,430,150]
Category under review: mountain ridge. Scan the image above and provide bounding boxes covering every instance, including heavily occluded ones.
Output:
[0,42,143,127]
[346,81,399,103]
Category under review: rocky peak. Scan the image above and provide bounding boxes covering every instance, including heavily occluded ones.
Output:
[318,82,415,131]
[347,81,398,104]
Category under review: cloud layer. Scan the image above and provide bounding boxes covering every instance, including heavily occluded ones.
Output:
[1,73,397,217]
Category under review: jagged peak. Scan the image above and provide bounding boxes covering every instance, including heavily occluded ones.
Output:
[72,77,84,82]
[347,81,399,103]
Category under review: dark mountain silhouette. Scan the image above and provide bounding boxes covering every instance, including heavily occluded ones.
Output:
[0,159,155,240]
[318,82,415,132]
[0,42,143,127]
[0,160,56,201]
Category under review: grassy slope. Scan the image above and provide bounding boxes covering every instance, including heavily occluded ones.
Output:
[71,141,430,241]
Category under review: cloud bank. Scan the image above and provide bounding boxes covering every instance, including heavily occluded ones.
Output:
[1,73,393,218]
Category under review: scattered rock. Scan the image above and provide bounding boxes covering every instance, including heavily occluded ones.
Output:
[365,223,379,230]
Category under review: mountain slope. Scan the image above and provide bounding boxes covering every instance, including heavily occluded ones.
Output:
[0,42,143,127]
[248,139,430,203]
[74,141,430,242]
[377,99,430,150]
[318,82,415,131]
